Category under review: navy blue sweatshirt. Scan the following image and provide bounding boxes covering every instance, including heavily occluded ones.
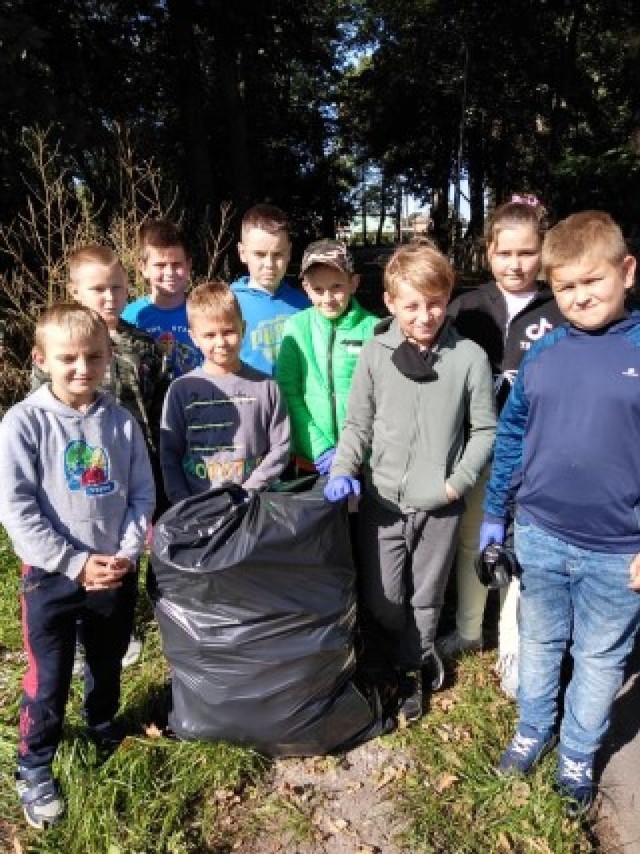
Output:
[484,313,640,553]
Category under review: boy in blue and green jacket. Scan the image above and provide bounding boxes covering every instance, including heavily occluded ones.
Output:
[275,239,378,474]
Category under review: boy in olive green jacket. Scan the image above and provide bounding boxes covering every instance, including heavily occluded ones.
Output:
[275,240,378,474]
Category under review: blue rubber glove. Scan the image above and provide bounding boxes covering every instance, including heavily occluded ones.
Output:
[324,476,361,503]
[314,448,336,476]
[478,520,506,553]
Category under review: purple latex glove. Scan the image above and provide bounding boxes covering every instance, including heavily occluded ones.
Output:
[314,448,336,476]
[478,520,506,553]
[324,476,361,503]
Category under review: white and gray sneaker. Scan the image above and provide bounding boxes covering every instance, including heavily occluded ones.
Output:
[15,767,65,830]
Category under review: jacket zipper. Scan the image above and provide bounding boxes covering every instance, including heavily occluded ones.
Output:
[398,389,422,505]
[328,324,338,441]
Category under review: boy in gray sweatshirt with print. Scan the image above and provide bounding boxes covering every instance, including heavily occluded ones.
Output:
[0,305,155,829]
[325,243,496,722]
[160,281,289,503]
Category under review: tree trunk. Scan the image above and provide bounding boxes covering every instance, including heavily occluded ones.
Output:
[166,0,216,225]
[376,178,387,245]
[466,119,485,241]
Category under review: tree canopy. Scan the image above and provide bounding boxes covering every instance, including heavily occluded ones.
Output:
[1,0,639,263]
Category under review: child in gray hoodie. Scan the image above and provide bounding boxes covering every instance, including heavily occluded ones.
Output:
[0,304,155,829]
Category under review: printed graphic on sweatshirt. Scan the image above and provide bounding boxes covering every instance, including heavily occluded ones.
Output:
[156,331,202,377]
[519,316,555,351]
[64,440,117,495]
[183,452,264,484]
[250,315,290,367]
[182,394,263,485]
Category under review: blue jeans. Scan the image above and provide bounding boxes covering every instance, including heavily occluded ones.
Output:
[515,520,640,757]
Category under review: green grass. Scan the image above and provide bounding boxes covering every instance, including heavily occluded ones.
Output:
[0,526,596,852]
[0,528,265,853]
[388,654,594,853]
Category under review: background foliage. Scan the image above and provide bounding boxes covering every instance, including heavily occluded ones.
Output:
[1,0,639,260]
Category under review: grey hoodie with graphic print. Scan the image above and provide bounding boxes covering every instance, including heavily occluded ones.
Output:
[0,385,155,579]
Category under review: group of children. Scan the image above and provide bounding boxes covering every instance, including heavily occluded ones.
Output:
[1,198,639,829]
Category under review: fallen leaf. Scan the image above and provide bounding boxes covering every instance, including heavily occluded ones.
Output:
[434,772,459,793]
[512,780,531,807]
[497,831,515,852]
[528,838,554,853]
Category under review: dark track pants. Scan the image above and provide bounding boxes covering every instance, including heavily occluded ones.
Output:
[17,565,136,771]
[358,493,462,670]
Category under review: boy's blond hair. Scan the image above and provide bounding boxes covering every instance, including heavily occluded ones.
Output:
[139,219,190,262]
[240,204,290,241]
[186,280,243,327]
[34,304,110,354]
[542,211,628,279]
[384,240,455,297]
[68,244,124,282]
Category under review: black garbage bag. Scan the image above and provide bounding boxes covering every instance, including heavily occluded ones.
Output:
[150,478,382,756]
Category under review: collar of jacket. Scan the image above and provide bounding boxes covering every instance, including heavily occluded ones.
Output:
[374,314,454,350]
[311,297,367,330]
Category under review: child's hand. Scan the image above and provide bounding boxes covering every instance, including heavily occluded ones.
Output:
[78,554,131,591]
[314,448,336,476]
[444,482,460,502]
[324,476,360,503]
[478,520,505,553]
[629,554,640,591]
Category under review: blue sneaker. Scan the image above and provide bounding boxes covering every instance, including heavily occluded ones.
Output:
[556,747,594,816]
[497,725,557,775]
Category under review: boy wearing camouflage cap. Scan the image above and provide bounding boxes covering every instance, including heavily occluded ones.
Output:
[275,239,378,474]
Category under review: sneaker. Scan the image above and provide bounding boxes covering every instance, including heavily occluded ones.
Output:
[556,748,594,816]
[422,649,445,692]
[15,766,65,830]
[398,670,423,723]
[88,720,127,754]
[496,653,518,699]
[121,636,142,669]
[497,724,557,775]
[436,629,483,662]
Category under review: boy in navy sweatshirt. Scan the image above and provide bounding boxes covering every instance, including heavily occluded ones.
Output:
[0,305,154,829]
[482,211,640,814]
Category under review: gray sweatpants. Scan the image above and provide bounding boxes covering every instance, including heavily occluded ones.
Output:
[358,493,462,670]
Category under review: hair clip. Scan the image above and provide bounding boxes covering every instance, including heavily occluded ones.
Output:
[510,193,542,208]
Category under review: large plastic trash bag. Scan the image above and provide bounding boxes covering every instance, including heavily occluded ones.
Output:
[150,478,381,756]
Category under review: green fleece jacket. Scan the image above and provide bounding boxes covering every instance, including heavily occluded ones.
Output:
[330,317,497,514]
[275,299,378,462]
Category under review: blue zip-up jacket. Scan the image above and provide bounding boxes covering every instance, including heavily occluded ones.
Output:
[484,313,640,553]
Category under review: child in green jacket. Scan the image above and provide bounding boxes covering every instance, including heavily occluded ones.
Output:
[275,240,378,474]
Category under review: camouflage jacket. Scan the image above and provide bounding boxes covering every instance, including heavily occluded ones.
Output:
[32,319,169,453]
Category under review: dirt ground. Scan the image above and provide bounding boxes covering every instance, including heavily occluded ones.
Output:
[226,738,414,854]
